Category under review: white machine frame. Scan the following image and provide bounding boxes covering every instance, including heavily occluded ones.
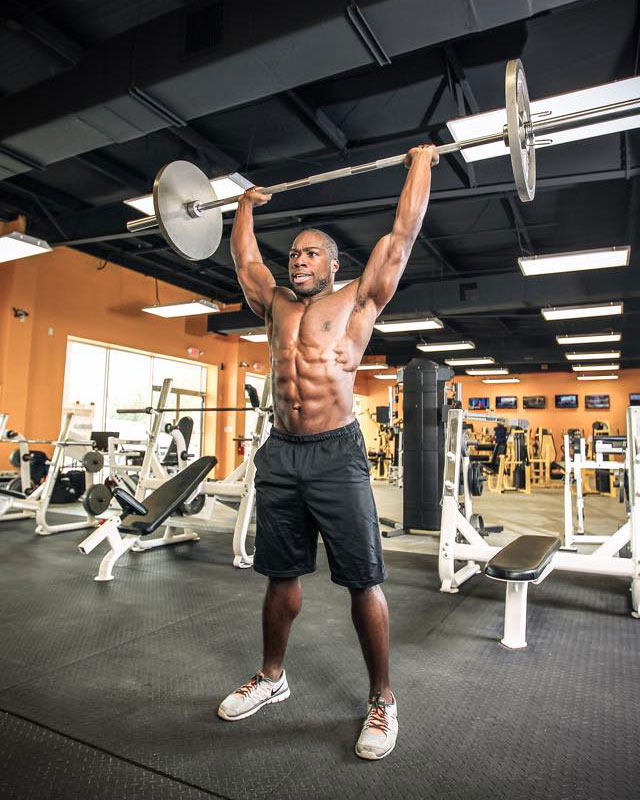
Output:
[563,432,627,548]
[0,413,104,535]
[439,407,640,648]
[79,377,272,580]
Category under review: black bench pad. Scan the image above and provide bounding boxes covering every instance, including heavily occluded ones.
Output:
[484,535,560,582]
[0,487,26,499]
[118,455,216,535]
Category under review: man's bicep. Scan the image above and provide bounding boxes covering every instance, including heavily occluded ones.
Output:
[236,260,277,317]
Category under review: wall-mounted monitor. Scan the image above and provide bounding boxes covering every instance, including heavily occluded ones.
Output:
[630,393,640,407]
[523,396,546,410]
[585,394,610,410]
[555,394,579,409]
[495,396,517,410]
[468,397,489,411]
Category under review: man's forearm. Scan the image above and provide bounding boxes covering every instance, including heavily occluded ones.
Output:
[231,199,261,265]
[392,152,434,245]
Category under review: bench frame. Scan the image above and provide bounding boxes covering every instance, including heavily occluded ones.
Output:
[439,408,640,647]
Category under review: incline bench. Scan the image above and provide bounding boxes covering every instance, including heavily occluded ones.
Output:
[484,534,560,648]
[79,455,217,581]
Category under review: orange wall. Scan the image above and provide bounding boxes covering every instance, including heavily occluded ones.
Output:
[0,247,247,475]
[456,371,639,446]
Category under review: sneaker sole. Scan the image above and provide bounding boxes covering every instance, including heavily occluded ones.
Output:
[355,738,397,761]
[217,686,290,721]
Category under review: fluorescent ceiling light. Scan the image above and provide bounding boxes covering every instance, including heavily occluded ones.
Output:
[576,374,619,381]
[571,363,620,371]
[519,246,630,276]
[445,357,495,366]
[556,332,621,345]
[0,231,52,263]
[142,299,220,318]
[374,317,443,333]
[447,75,640,163]
[125,172,253,215]
[482,378,521,384]
[541,302,623,321]
[357,364,387,370]
[465,368,509,376]
[373,374,397,380]
[418,340,475,352]
[565,351,620,360]
[240,332,268,343]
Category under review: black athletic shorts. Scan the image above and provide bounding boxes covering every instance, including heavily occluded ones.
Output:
[253,420,387,589]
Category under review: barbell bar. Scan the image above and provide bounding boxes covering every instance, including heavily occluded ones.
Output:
[126,59,640,261]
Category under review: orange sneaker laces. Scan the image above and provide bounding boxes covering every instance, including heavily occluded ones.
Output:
[236,674,263,697]
[366,694,389,734]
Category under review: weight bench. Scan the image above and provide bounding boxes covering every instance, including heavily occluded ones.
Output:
[79,455,217,581]
[484,535,560,649]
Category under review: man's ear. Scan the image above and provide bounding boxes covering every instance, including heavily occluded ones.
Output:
[331,260,340,274]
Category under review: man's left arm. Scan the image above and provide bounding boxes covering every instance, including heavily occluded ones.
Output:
[357,145,439,313]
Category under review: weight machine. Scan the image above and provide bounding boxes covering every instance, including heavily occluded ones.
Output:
[0,412,110,535]
[80,376,272,580]
[439,407,640,648]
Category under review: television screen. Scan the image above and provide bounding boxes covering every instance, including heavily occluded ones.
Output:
[523,396,546,410]
[630,393,640,407]
[495,396,517,410]
[468,397,489,411]
[556,394,579,409]
[585,394,610,410]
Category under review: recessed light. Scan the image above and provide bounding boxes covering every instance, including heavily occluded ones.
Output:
[0,231,52,263]
[445,357,495,366]
[125,172,253,215]
[373,374,397,380]
[565,351,620,360]
[519,246,630,276]
[541,302,623,321]
[556,332,621,345]
[240,332,268,343]
[142,299,220,317]
[576,374,619,381]
[374,317,443,333]
[465,368,509,375]
[418,341,475,352]
[447,75,640,163]
[482,377,521,384]
[571,363,620,371]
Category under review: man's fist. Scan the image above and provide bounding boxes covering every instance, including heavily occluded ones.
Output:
[240,186,273,207]
[404,144,439,169]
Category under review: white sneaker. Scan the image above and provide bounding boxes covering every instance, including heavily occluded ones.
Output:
[217,671,290,721]
[355,693,398,760]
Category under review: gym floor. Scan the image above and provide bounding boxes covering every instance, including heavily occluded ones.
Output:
[0,486,637,800]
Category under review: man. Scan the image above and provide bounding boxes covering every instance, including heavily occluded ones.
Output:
[218,144,439,760]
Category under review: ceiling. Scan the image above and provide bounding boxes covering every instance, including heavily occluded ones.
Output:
[1,0,639,373]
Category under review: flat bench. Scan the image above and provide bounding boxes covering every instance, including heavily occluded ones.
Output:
[484,534,561,649]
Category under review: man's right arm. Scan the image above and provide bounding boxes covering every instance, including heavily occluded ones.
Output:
[231,189,277,318]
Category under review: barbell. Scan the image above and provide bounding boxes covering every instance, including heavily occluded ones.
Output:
[126,59,640,261]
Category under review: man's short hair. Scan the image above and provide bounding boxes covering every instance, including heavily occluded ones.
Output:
[294,228,339,263]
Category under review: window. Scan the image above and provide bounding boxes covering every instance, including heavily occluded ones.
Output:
[62,338,208,458]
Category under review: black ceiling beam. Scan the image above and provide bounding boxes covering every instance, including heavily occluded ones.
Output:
[285,91,349,155]
[2,1,85,66]
[75,152,150,194]
[416,232,459,276]
[166,126,240,176]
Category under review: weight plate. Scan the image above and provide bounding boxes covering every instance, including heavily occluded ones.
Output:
[470,513,485,534]
[82,450,104,473]
[83,483,112,515]
[7,477,24,494]
[153,160,223,261]
[505,59,536,203]
[180,493,206,516]
[9,449,20,468]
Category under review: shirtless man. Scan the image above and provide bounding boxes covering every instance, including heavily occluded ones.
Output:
[218,144,439,760]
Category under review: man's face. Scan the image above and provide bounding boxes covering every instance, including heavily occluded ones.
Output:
[288,233,338,298]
